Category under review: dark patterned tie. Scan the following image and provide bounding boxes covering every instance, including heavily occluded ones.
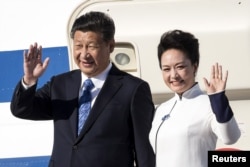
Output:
[78,79,94,135]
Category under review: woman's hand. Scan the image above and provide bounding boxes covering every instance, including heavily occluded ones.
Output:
[203,63,228,94]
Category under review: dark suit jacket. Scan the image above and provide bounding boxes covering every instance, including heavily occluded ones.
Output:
[11,65,155,167]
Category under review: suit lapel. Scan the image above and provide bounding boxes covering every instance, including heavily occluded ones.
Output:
[67,70,82,139]
[75,65,124,143]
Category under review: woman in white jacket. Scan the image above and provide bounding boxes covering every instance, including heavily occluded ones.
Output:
[149,30,241,167]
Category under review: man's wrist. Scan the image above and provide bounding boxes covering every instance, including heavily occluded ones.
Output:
[22,77,37,89]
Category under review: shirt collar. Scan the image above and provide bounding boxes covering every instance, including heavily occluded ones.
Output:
[81,62,112,89]
[174,83,203,101]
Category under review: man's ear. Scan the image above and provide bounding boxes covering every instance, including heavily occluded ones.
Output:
[109,39,115,53]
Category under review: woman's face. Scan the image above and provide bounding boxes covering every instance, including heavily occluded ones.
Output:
[161,49,197,95]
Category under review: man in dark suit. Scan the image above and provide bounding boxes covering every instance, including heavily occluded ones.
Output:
[10,11,155,167]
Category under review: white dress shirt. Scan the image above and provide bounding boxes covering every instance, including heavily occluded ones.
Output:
[80,63,112,107]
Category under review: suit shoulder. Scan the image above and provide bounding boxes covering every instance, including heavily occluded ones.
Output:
[44,70,81,87]
[51,69,80,80]
[124,73,145,83]
[110,65,141,81]
[113,68,147,85]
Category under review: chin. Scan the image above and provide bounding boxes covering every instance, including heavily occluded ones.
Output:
[171,86,185,94]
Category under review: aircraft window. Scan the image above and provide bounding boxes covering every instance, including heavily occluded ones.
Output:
[110,42,138,76]
[115,53,130,65]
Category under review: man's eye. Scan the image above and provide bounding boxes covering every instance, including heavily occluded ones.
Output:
[75,44,82,48]
[177,66,184,70]
[88,45,96,49]
[87,45,99,50]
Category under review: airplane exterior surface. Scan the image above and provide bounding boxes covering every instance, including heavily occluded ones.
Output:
[0,0,249,166]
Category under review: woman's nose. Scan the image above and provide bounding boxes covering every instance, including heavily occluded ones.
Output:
[170,69,178,78]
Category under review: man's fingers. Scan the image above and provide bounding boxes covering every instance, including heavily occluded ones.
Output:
[26,43,41,60]
[42,57,50,69]
[37,45,42,59]
[23,50,28,62]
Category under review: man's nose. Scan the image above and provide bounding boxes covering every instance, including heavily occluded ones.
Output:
[79,47,90,58]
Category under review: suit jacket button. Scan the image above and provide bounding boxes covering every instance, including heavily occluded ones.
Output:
[72,145,77,150]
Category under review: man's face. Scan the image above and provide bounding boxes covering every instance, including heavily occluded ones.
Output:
[73,30,114,77]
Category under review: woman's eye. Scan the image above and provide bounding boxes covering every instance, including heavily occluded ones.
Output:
[163,68,170,72]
